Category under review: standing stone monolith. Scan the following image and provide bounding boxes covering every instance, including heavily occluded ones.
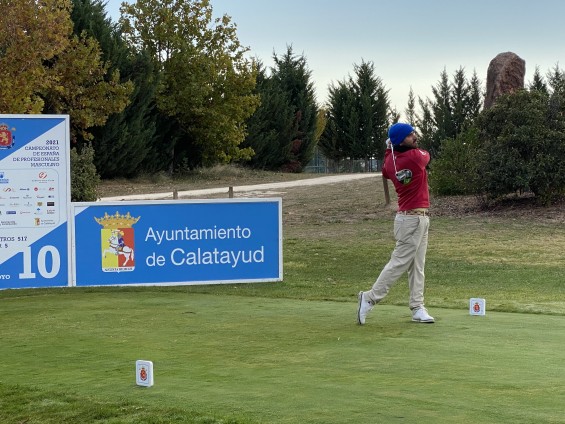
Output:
[484,52,525,109]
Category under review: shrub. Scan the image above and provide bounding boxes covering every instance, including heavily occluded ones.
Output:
[70,143,100,202]
[429,126,481,196]
[476,90,565,204]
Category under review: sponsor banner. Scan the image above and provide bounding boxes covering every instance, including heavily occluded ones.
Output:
[0,115,70,289]
[72,199,282,286]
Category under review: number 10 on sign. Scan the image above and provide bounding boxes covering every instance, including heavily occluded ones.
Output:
[18,245,61,279]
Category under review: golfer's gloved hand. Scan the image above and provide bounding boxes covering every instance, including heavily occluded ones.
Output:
[385,138,392,150]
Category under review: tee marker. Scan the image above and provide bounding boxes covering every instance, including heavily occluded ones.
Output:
[469,298,486,316]
[136,360,154,387]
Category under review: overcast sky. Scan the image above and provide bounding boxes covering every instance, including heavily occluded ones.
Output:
[104,0,565,116]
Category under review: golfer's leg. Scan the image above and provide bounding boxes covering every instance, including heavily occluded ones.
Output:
[408,217,429,309]
[367,216,419,303]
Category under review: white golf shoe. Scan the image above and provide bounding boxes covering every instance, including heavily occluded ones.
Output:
[357,291,374,325]
[412,306,435,323]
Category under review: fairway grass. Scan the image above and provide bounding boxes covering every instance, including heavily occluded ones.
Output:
[2,174,564,423]
[1,291,565,423]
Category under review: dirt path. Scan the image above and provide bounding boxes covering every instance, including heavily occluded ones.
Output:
[99,173,381,201]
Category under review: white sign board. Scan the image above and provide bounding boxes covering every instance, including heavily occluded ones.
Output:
[0,115,71,289]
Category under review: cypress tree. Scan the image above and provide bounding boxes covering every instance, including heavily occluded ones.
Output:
[318,81,356,168]
[243,46,318,172]
[546,64,565,96]
[529,66,548,94]
[70,0,159,178]
[272,46,318,172]
[417,67,483,158]
[428,69,454,157]
[320,60,389,165]
[467,70,483,119]
[351,60,389,160]
[405,87,417,126]
[243,63,295,169]
[451,67,470,135]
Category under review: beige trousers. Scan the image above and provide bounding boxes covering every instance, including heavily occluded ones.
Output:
[366,214,429,310]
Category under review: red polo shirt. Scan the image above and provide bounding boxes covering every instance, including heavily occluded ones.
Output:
[382,148,430,211]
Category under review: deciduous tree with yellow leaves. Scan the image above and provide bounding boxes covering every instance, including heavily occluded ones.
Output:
[0,0,132,143]
[120,0,258,169]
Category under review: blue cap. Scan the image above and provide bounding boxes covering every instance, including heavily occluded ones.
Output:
[388,123,414,146]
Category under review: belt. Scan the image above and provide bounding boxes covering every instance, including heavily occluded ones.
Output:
[397,209,429,216]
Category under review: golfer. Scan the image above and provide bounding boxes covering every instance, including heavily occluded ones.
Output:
[357,122,435,324]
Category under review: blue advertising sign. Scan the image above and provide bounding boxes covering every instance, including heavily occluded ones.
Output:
[72,199,282,286]
[0,115,71,289]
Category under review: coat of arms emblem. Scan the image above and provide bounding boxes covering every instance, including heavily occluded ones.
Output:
[0,123,15,149]
[95,212,140,272]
